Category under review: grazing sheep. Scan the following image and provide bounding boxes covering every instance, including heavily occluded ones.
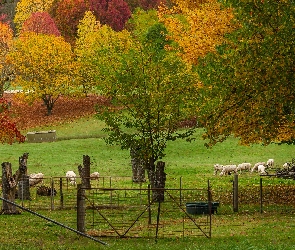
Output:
[220,165,237,176]
[66,170,77,185]
[29,173,44,187]
[283,162,291,169]
[90,172,100,180]
[257,164,267,175]
[37,185,57,196]
[251,162,266,173]
[266,159,274,168]
[214,164,224,175]
[237,163,252,174]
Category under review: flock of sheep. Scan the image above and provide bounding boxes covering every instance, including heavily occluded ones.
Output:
[28,170,100,187]
[214,159,275,176]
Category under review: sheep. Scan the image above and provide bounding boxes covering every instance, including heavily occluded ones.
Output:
[251,162,266,173]
[214,164,224,175]
[237,163,252,174]
[66,170,77,185]
[283,162,291,169]
[90,172,100,180]
[257,164,267,175]
[266,159,274,168]
[29,173,44,187]
[220,165,237,176]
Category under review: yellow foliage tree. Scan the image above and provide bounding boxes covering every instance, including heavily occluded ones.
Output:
[75,12,132,94]
[158,0,235,65]
[7,32,75,115]
[14,0,55,34]
[0,22,13,96]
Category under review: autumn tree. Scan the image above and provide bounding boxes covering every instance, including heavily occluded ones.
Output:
[20,11,60,36]
[197,0,295,146]
[87,17,199,189]
[0,21,14,97]
[51,0,89,45]
[14,0,54,34]
[75,11,102,96]
[89,0,131,31]
[0,98,25,144]
[158,0,235,65]
[7,32,75,115]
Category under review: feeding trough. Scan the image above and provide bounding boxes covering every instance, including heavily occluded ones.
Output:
[186,201,219,215]
[26,130,56,143]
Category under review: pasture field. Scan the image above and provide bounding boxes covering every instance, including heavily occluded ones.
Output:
[1,116,295,249]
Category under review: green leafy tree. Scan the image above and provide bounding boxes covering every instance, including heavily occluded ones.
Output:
[7,32,75,115]
[93,22,199,185]
[197,0,295,146]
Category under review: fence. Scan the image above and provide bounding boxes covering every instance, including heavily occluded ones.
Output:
[78,184,213,239]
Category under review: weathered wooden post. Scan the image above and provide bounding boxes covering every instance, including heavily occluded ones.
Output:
[59,177,63,209]
[77,184,85,233]
[17,153,30,201]
[260,178,263,213]
[78,155,91,189]
[130,145,146,183]
[154,161,166,202]
[1,162,20,214]
[233,173,238,212]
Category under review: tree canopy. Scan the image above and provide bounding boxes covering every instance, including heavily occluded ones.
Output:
[7,32,75,115]
[197,0,295,146]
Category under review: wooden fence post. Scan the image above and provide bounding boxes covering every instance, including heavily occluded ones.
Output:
[77,184,85,233]
[233,174,238,212]
[260,178,263,213]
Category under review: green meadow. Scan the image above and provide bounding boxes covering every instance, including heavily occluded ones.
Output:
[1,115,295,249]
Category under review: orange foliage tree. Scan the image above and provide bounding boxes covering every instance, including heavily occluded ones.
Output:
[158,0,235,65]
[0,21,14,97]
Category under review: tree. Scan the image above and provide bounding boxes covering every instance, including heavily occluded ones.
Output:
[74,11,102,96]
[7,32,75,115]
[0,21,14,97]
[75,12,131,96]
[89,0,131,31]
[20,11,60,36]
[14,0,55,34]
[197,0,295,146]
[92,21,199,190]
[0,98,25,144]
[51,0,89,45]
[158,0,235,65]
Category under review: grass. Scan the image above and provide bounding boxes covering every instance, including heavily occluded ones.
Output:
[1,115,295,249]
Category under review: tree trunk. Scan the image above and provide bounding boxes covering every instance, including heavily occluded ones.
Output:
[78,155,91,188]
[1,162,20,214]
[130,145,146,183]
[146,161,166,203]
[17,153,30,200]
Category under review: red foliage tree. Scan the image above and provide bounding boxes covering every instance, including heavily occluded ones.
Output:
[0,98,25,144]
[51,0,89,44]
[21,12,61,36]
[138,0,162,10]
[89,0,131,31]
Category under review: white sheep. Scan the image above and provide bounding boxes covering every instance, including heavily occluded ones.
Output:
[90,172,100,180]
[214,164,224,175]
[237,163,252,174]
[220,165,237,176]
[257,164,267,175]
[266,159,274,168]
[283,162,291,169]
[66,170,77,185]
[29,173,44,187]
[251,162,266,173]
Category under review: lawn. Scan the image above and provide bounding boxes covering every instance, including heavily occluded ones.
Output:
[1,96,295,249]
